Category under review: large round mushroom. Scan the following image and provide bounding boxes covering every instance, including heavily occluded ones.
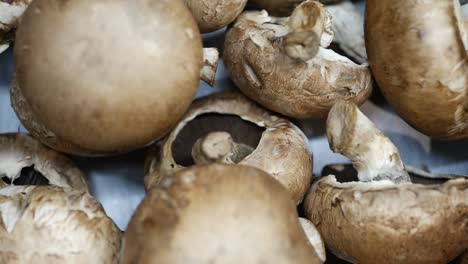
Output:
[365,0,468,140]
[224,0,372,119]
[123,164,324,264]
[304,100,468,264]
[12,0,204,156]
[144,92,313,204]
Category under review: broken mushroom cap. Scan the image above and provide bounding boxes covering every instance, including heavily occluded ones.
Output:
[249,0,343,17]
[185,0,248,32]
[0,0,33,54]
[0,133,88,192]
[304,100,468,263]
[144,92,313,204]
[366,0,468,140]
[224,0,372,119]
[0,185,121,264]
[123,164,324,264]
[13,0,204,156]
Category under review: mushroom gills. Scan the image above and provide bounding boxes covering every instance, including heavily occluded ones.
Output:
[172,113,264,166]
[1,165,49,186]
[322,163,463,185]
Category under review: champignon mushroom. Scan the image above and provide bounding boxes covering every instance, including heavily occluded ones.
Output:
[366,0,468,140]
[224,0,372,119]
[0,185,121,264]
[0,133,88,192]
[123,164,324,264]
[0,0,33,54]
[304,100,468,264]
[12,0,206,156]
[185,0,248,33]
[144,92,313,204]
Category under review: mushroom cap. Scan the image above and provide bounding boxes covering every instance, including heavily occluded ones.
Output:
[144,92,313,204]
[13,0,203,156]
[304,170,468,264]
[0,133,88,192]
[223,5,372,119]
[365,0,468,140]
[250,0,303,16]
[185,0,248,32]
[0,185,121,264]
[123,164,322,264]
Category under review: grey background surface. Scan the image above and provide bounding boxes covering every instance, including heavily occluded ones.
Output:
[0,1,467,230]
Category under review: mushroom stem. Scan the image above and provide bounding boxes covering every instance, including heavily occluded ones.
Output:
[200,48,219,86]
[299,218,326,263]
[325,0,367,63]
[191,131,254,165]
[326,100,411,183]
[283,0,333,61]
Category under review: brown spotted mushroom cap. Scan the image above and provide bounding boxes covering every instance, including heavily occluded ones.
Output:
[0,133,88,192]
[223,0,371,119]
[123,164,323,264]
[366,0,468,140]
[185,0,248,32]
[144,92,313,204]
[0,186,121,264]
[12,0,203,156]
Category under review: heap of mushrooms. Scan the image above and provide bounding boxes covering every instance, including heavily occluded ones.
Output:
[184,0,248,32]
[11,0,218,156]
[123,164,325,264]
[304,100,468,263]
[0,133,121,264]
[366,0,468,139]
[144,92,312,204]
[224,0,371,119]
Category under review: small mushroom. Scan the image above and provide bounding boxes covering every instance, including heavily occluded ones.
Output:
[304,100,468,264]
[366,0,468,140]
[185,0,248,33]
[0,133,88,192]
[0,186,121,264]
[0,0,33,54]
[123,164,324,264]
[12,0,206,156]
[144,92,313,204]
[224,0,371,119]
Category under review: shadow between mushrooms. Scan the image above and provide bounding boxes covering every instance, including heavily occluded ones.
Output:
[145,92,313,205]
[124,164,325,264]
[304,100,468,264]
[223,0,372,119]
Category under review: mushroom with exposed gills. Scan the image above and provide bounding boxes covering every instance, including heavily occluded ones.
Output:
[365,0,468,140]
[304,100,468,264]
[123,164,325,264]
[224,0,372,119]
[184,0,248,33]
[145,92,313,205]
[0,133,121,264]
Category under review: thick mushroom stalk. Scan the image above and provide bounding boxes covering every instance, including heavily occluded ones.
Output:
[191,131,254,165]
[366,0,468,140]
[200,48,219,86]
[327,100,411,183]
[283,0,333,61]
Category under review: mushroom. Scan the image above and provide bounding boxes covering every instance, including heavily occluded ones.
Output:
[0,0,33,54]
[123,164,324,264]
[223,0,372,119]
[12,0,206,156]
[304,100,468,263]
[0,133,88,192]
[0,186,122,264]
[144,92,313,204]
[365,0,468,140]
[184,0,248,33]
